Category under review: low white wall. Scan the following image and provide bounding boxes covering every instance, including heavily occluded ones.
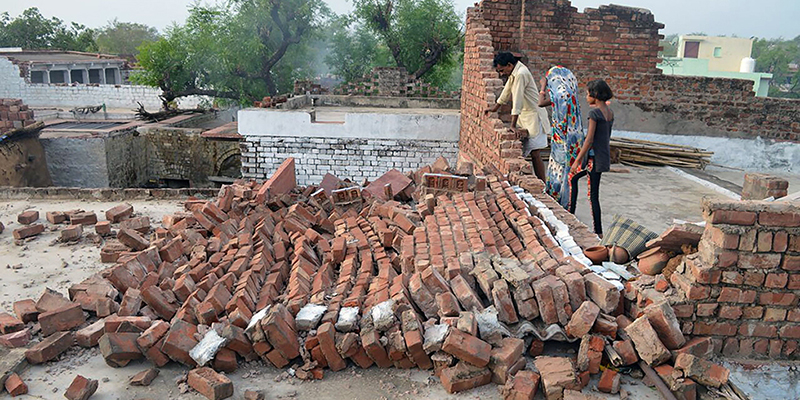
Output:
[239,107,461,185]
[0,57,203,109]
[238,108,460,141]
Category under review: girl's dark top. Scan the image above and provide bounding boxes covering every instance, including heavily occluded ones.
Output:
[588,107,613,173]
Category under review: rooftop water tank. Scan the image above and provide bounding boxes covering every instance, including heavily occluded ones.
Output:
[740,57,756,73]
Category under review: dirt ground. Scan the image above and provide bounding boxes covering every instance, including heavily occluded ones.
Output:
[1,167,798,399]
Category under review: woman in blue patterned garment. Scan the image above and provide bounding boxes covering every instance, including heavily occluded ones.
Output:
[538,66,584,209]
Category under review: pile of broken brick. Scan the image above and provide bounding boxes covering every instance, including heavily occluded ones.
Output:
[1,157,738,400]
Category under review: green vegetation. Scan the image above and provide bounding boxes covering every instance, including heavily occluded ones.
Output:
[0,8,96,52]
[133,0,329,107]
[95,19,159,56]
[752,36,800,99]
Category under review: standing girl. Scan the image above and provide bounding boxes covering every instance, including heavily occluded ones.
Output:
[538,66,584,209]
[569,79,614,237]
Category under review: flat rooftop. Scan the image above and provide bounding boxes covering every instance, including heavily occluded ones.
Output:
[0,50,125,64]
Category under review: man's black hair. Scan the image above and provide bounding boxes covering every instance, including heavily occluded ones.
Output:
[587,79,613,101]
[493,52,518,67]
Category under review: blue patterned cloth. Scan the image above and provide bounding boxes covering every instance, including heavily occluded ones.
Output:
[544,66,584,208]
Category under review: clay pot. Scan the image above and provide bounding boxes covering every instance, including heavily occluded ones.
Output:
[584,246,609,265]
[609,246,630,264]
[637,247,671,275]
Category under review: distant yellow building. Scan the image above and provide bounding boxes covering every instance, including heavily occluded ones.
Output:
[676,35,754,73]
[659,35,772,97]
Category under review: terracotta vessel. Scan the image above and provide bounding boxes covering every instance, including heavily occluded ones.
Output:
[584,246,609,265]
[609,246,630,264]
[637,247,671,275]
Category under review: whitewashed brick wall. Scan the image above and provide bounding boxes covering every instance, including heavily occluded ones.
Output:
[0,57,203,109]
[241,136,459,186]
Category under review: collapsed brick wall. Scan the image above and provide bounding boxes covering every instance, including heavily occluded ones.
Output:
[241,136,459,186]
[666,199,800,359]
[334,67,459,99]
[458,0,800,170]
[0,98,35,133]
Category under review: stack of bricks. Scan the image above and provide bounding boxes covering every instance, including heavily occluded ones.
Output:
[0,98,35,134]
[2,154,648,398]
[293,80,328,95]
[629,198,800,359]
[742,173,789,200]
[333,67,458,99]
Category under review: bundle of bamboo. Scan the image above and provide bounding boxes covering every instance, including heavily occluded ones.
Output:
[610,138,713,169]
[529,138,713,170]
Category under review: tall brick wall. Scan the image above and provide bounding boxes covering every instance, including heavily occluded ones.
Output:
[458,0,800,171]
[665,199,800,359]
[459,7,530,175]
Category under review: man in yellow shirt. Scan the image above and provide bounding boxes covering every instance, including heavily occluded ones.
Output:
[485,52,551,181]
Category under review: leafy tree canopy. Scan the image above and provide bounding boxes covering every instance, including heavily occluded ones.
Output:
[0,7,96,52]
[133,0,329,108]
[338,0,462,88]
[95,19,159,56]
[752,36,800,98]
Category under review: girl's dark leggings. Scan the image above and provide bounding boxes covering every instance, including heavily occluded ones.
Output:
[568,170,603,235]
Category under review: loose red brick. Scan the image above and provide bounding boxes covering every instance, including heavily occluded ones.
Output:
[61,224,83,242]
[76,319,106,348]
[95,221,112,236]
[565,301,600,338]
[0,312,24,334]
[69,212,98,226]
[130,368,159,386]
[25,332,74,364]
[625,316,670,366]
[39,303,85,336]
[0,328,30,348]
[503,370,539,400]
[643,301,686,350]
[17,210,39,224]
[4,372,27,396]
[161,319,199,366]
[99,332,143,367]
[317,322,346,371]
[188,367,234,400]
[212,348,238,373]
[597,369,620,394]
[674,353,729,388]
[442,327,491,367]
[46,211,68,224]
[440,361,492,393]
[117,228,149,251]
[12,223,44,239]
[64,375,98,400]
[141,286,178,320]
[12,299,38,323]
[612,339,638,365]
[106,203,133,223]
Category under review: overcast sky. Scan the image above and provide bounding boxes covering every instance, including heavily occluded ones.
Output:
[3,0,798,39]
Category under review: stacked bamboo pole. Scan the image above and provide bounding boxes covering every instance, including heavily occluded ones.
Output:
[531,138,713,170]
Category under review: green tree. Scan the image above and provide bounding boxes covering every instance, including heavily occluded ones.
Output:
[95,19,159,56]
[0,7,96,51]
[752,36,800,98]
[351,0,463,86]
[133,0,328,108]
[325,16,393,82]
